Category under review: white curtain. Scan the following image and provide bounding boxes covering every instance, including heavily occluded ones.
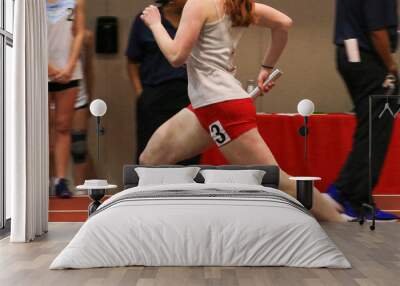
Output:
[7,0,49,242]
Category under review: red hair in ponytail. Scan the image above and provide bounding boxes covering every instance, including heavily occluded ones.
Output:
[225,0,255,27]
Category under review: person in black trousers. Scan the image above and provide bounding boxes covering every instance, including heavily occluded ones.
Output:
[327,0,399,220]
[126,0,199,165]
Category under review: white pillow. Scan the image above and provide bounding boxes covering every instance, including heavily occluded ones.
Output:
[200,169,266,185]
[135,167,201,186]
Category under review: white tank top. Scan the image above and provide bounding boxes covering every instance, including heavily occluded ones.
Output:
[187,0,249,108]
[47,0,83,81]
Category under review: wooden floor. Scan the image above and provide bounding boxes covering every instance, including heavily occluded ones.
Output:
[0,222,399,286]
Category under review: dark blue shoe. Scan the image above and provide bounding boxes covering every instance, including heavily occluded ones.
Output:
[326,184,343,203]
[368,209,399,221]
[327,185,399,221]
[55,178,72,199]
[342,200,399,221]
[341,201,360,219]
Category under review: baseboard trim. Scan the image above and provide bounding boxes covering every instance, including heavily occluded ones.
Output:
[49,212,88,222]
[374,195,400,197]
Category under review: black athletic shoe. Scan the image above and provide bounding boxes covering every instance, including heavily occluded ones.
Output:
[55,178,72,199]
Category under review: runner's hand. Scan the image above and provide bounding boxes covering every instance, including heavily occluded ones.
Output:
[257,68,276,95]
[48,65,61,81]
[53,67,74,84]
[141,5,162,29]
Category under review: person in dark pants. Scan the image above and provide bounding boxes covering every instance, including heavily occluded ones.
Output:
[327,0,399,220]
[126,0,199,165]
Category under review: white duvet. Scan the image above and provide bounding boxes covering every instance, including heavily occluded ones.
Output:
[50,183,351,269]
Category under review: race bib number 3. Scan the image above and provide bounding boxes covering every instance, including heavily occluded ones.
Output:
[209,121,231,147]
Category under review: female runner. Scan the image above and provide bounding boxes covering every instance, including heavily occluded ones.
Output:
[140,0,345,222]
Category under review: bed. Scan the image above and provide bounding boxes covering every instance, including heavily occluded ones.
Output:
[50,165,350,269]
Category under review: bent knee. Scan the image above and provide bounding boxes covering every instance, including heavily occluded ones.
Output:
[139,145,177,165]
[139,151,152,166]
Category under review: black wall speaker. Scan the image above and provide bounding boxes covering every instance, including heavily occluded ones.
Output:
[96,16,118,54]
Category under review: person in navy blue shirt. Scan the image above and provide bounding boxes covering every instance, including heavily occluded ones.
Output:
[327,0,399,220]
[126,0,199,165]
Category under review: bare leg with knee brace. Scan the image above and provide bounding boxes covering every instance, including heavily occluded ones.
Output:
[53,87,78,179]
[71,105,94,185]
